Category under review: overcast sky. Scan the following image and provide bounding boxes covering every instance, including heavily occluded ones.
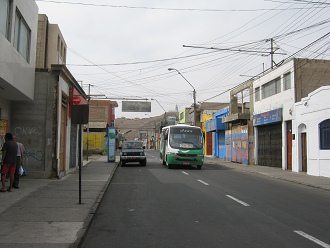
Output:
[35,0,330,118]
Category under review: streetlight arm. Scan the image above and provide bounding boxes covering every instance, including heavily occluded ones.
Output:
[151,98,166,113]
[168,68,197,126]
[168,68,195,91]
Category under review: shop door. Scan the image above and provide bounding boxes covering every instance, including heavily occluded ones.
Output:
[301,133,307,172]
[287,131,292,170]
[225,130,232,161]
[59,102,68,173]
[206,132,213,155]
[257,123,282,167]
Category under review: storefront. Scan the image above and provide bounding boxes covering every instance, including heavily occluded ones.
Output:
[205,108,229,158]
[201,113,213,156]
[253,108,283,168]
[223,109,251,165]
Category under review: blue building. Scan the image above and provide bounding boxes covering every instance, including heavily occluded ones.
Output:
[205,107,229,158]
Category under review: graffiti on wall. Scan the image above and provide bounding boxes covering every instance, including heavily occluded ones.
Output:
[14,125,44,170]
[14,126,42,137]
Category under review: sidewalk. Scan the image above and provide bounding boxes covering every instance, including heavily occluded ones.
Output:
[0,156,118,248]
[204,156,330,191]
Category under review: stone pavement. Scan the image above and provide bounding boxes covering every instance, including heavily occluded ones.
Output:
[0,156,117,248]
[204,156,330,191]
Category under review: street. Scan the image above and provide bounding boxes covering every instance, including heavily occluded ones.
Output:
[80,150,330,248]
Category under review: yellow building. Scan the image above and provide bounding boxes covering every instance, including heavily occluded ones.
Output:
[201,113,213,156]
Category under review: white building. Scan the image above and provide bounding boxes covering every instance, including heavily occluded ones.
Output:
[253,58,330,172]
[253,60,294,170]
[293,86,330,178]
[0,0,38,136]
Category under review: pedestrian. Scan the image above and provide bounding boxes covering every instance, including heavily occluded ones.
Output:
[1,133,18,192]
[13,135,25,189]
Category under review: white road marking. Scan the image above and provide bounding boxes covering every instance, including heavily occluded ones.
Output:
[182,171,189,175]
[197,179,209,186]
[294,231,330,248]
[226,195,250,207]
[77,180,107,182]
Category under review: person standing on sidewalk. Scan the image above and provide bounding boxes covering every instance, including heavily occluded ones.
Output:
[13,135,25,189]
[1,133,18,192]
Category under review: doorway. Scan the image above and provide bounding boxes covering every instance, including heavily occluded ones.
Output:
[287,121,292,170]
[301,133,307,172]
[59,94,68,174]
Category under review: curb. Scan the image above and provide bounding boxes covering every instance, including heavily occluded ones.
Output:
[206,159,330,192]
[71,161,119,248]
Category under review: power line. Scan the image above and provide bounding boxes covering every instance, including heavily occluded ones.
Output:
[67,51,219,66]
[201,31,330,102]
[35,0,328,11]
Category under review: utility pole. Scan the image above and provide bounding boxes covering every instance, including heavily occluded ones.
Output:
[270,38,274,69]
[168,68,197,126]
[193,89,196,126]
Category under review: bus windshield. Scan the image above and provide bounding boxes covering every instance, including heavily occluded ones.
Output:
[169,127,203,150]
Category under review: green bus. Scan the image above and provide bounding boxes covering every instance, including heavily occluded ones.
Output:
[160,124,204,169]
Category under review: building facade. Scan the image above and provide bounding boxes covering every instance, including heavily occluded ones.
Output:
[292,86,330,178]
[9,14,87,178]
[0,0,38,142]
[11,65,87,178]
[206,107,229,158]
[223,81,253,165]
[201,112,213,156]
[85,100,118,155]
[36,14,67,69]
[253,58,330,171]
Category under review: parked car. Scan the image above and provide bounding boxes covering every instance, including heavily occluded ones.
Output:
[120,140,147,166]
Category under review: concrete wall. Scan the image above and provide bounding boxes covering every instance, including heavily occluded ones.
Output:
[294,59,330,102]
[35,14,48,69]
[293,86,330,178]
[35,14,67,69]
[47,24,67,67]
[0,0,38,101]
[11,72,57,178]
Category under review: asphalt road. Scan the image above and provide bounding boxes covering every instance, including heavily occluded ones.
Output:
[80,150,330,248]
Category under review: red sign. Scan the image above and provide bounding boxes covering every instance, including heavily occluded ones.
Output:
[72,96,82,105]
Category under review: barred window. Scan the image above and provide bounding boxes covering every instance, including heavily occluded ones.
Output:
[283,72,291,90]
[261,77,281,99]
[320,119,330,150]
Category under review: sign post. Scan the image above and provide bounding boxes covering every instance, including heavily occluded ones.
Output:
[107,127,116,162]
[71,104,89,204]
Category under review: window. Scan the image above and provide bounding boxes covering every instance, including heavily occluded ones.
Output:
[261,77,281,99]
[320,119,330,150]
[60,41,63,57]
[283,72,291,90]
[63,47,67,62]
[14,9,31,62]
[255,87,260,101]
[0,0,11,39]
[57,35,60,51]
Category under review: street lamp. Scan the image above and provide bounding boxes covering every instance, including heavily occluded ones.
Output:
[168,68,197,126]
